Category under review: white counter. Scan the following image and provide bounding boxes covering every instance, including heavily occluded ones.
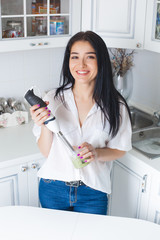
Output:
[129,148,160,175]
[0,206,160,240]
[0,121,42,168]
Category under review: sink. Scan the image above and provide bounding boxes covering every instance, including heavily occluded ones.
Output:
[130,106,155,131]
[130,106,160,159]
[132,127,160,159]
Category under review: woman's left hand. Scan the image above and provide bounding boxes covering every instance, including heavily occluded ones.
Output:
[78,142,97,163]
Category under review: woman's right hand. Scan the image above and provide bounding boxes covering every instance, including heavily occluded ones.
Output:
[30,101,51,126]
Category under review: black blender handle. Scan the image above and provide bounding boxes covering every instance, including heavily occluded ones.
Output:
[24,89,46,108]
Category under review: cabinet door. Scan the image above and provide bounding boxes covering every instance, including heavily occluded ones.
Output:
[109,160,148,220]
[147,175,160,224]
[0,164,28,206]
[27,157,45,207]
[82,0,146,49]
[144,0,160,53]
[0,0,81,52]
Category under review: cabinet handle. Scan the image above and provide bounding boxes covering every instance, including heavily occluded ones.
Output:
[142,174,147,193]
[31,163,37,169]
[39,42,48,46]
[30,43,36,46]
[21,166,27,172]
[136,42,142,48]
[30,42,49,47]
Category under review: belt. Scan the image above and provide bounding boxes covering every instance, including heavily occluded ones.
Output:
[65,180,85,187]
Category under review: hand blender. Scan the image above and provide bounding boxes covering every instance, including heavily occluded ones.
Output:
[24,87,89,168]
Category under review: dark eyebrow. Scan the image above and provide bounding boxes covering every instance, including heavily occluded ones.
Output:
[70,52,96,55]
[86,52,96,54]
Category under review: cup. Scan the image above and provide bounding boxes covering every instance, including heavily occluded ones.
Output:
[70,149,90,169]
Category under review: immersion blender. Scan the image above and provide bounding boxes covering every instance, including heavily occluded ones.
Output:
[24,87,76,156]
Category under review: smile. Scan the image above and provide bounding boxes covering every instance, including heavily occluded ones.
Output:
[76,70,89,74]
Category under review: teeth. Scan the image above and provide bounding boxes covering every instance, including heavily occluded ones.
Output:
[77,71,88,74]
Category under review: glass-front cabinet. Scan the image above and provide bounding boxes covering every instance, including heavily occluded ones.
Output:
[145,0,160,53]
[155,1,160,40]
[0,0,81,52]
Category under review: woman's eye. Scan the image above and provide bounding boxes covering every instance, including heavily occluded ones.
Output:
[71,56,78,59]
[88,55,96,59]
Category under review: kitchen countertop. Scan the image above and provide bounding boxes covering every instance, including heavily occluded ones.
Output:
[0,121,42,168]
[129,148,160,175]
[0,120,160,175]
[0,206,160,240]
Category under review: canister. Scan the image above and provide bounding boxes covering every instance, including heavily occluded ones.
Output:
[50,18,64,35]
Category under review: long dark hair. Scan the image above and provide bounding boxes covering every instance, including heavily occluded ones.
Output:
[55,31,131,138]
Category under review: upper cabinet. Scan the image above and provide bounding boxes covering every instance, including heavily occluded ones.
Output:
[0,0,81,52]
[144,0,160,53]
[81,0,147,49]
[1,0,160,53]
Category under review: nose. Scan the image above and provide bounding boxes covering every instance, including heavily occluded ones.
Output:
[79,58,86,68]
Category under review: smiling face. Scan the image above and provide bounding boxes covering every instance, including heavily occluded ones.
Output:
[69,41,98,86]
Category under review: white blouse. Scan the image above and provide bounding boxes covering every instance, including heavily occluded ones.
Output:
[33,88,132,194]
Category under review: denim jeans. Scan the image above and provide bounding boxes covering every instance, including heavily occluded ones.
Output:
[39,179,108,215]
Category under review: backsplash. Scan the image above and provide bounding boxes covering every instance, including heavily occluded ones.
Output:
[0,47,65,99]
[0,47,160,112]
[130,49,160,112]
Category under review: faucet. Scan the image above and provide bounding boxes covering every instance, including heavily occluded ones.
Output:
[154,110,160,126]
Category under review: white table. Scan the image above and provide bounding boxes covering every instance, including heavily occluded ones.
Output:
[0,206,160,240]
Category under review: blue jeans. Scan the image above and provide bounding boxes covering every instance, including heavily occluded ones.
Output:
[39,179,108,215]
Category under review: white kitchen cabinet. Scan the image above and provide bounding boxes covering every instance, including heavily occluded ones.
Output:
[108,152,151,221]
[0,156,45,207]
[81,0,147,49]
[27,157,45,207]
[147,174,160,224]
[0,162,28,206]
[0,0,81,52]
[144,0,160,53]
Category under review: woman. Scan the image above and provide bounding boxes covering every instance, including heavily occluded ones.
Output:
[31,31,132,215]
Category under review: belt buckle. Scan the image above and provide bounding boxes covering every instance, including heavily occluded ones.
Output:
[71,181,80,187]
[66,181,80,187]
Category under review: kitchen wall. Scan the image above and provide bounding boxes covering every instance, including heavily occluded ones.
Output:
[0,47,65,99]
[0,47,160,112]
[130,49,160,112]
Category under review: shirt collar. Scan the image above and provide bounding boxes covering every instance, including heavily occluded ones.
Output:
[63,87,100,118]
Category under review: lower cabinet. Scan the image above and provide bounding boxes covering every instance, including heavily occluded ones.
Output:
[147,175,160,224]
[0,156,45,207]
[27,157,45,207]
[108,152,151,221]
[0,162,28,206]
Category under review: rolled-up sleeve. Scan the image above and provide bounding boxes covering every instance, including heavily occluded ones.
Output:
[107,104,132,151]
[32,124,41,142]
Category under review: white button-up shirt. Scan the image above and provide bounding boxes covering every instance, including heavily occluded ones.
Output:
[33,88,132,193]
